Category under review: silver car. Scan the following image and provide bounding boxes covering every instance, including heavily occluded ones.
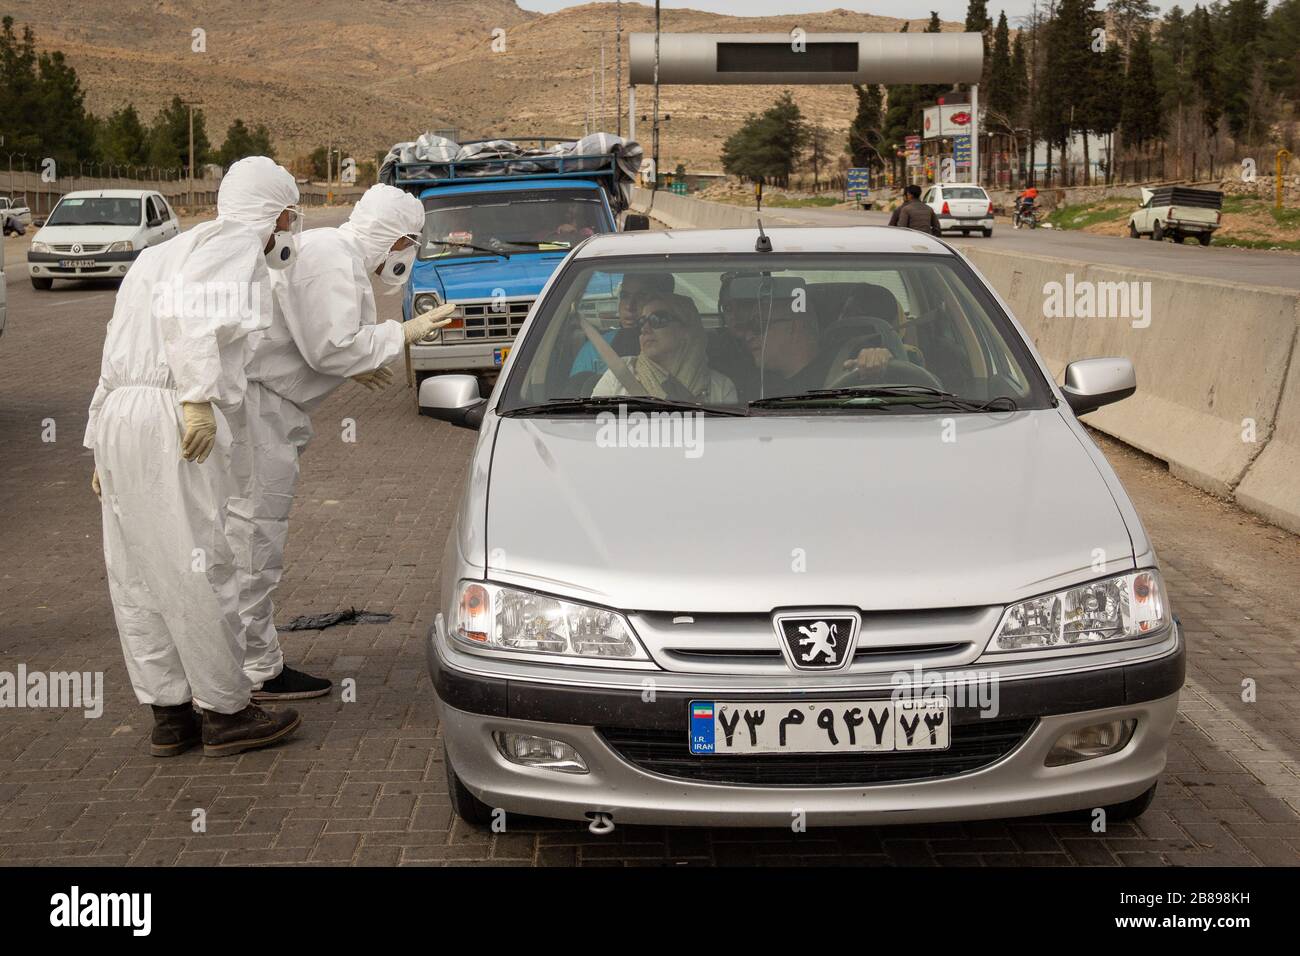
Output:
[419,226,1183,830]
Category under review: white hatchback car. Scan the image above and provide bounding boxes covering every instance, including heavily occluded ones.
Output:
[27,189,180,289]
[924,184,994,237]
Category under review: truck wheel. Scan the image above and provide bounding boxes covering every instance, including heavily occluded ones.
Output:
[1152,221,1164,242]
[982,227,993,238]
[1128,221,1139,239]
[1198,233,1212,247]
[444,745,494,826]
[30,277,53,290]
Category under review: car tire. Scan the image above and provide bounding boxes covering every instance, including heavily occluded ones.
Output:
[1198,233,1212,247]
[444,744,494,826]
[1128,221,1140,239]
[1101,782,1158,821]
[1152,221,1164,241]
[30,277,53,290]
[982,228,993,238]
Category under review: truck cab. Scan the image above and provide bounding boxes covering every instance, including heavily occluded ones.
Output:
[395,144,637,387]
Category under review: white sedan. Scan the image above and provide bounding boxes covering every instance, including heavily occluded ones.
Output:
[923,184,994,237]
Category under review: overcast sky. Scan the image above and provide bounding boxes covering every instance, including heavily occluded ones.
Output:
[517,1,1175,25]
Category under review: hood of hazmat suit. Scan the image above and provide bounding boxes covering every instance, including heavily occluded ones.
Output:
[82,156,299,715]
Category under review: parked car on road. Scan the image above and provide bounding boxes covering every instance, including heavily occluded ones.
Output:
[1128,186,1221,245]
[418,225,1182,830]
[924,183,994,237]
[27,189,180,289]
[1,196,32,235]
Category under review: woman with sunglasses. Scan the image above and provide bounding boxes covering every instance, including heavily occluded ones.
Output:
[591,295,737,404]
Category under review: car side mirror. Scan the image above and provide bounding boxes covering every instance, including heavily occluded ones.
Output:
[147,216,162,227]
[623,213,650,232]
[418,374,486,430]
[1061,357,1136,416]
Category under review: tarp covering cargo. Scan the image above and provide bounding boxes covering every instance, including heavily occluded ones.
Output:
[379,134,643,213]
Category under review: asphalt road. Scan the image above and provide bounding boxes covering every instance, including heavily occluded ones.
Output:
[761,203,1300,291]
[1,206,1298,866]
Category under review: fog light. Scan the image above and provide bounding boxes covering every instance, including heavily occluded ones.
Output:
[1046,719,1136,766]
[494,733,588,774]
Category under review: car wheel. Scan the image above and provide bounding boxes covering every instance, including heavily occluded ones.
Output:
[1152,220,1164,241]
[444,744,494,826]
[982,228,993,238]
[1198,233,1212,246]
[1101,782,1158,822]
[30,277,53,290]
[1128,221,1139,239]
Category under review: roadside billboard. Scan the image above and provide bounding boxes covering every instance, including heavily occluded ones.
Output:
[922,104,974,139]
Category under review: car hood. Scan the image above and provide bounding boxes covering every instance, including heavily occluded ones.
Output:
[414,252,569,300]
[33,224,140,245]
[484,409,1135,613]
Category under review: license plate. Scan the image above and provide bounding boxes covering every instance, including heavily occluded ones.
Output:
[60,259,96,268]
[493,347,510,367]
[689,698,950,755]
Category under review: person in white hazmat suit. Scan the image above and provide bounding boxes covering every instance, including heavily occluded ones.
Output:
[85,156,305,759]
[229,183,454,701]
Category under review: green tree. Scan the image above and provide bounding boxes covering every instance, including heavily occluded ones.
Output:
[98,104,149,166]
[1190,5,1221,140]
[217,118,276,167]
[847,83,885,172]
[1264,0,1300,102]
[1218,0,1269,143]
[1121,29,1164,149]
[721,91,808,186]
[147,96,211,173]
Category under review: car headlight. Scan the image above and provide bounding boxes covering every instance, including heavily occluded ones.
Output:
[413,292,441,314]
[454,581,648,661]
[987,570,1170,653]
[30,241,51,254]
[105,240,134,253]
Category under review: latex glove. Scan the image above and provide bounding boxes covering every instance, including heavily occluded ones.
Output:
[180,401,218,463]
[402,302,458,345]
[842,347,893,377]
[91,469,101,500]
[350,366,394,392]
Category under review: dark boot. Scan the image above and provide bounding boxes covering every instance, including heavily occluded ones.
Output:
[251,665,332,702]
[150,703,201,758]
[201,703,301,757]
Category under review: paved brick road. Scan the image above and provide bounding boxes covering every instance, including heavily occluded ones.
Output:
[2,236,1298,865]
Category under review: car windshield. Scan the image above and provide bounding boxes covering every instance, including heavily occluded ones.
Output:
[46,197,141,227]
[419,188,606,260]
[498,253,1053,414]
[942,188,987,200]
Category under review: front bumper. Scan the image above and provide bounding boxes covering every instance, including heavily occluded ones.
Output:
[429,619,1185,827]
[28,249,138,279]
[410,341,511,373]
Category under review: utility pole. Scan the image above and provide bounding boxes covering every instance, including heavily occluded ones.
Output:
[181,99,203,207]
[653,0,661,192]
[616,0,623,137]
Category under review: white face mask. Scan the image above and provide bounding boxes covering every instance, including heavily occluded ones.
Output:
[377,244,418,292]
[265,230,296,271]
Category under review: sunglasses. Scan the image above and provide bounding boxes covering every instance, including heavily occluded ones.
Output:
[638,311,682,331]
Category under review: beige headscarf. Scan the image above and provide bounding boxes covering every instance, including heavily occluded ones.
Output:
[630,295,712,399]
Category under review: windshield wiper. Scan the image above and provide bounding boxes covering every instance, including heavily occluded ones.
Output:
[503,395,747,417]
[429,239,510,259]
[751,385,1018,412]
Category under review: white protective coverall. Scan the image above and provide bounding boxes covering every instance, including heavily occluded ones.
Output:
[230,183,425,686]
[85,157,300,714]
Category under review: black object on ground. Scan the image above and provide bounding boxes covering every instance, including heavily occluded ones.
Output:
[279,607,395,631]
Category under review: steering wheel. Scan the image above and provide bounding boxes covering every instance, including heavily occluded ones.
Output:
[826,357,945,392]
[834,318,908,363]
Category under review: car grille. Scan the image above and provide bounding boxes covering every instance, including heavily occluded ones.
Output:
[598,718,1035,787]
[51,243,107,254]
[441,298,534,342]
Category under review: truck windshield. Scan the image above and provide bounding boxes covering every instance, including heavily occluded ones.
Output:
[46,197,141,227]
[419,188,606,260]
[498,254,1053,414]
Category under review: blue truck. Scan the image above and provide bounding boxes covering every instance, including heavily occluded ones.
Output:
[390,138,647,388]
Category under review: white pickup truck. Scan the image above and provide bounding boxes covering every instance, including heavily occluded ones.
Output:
[1128,186,1221,245]
[1,196,33,235]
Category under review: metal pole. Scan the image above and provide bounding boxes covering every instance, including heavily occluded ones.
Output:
[971,83,980,186]
[616,0,623,137]
[600,37,606,132]
[629,86,637,142]
[188,105,195,207]
[652,0,660,191]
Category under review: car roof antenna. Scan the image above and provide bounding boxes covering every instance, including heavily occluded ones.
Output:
[755,219,772,253]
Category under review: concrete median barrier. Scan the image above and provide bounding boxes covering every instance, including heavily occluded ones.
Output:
[627,189,1300,532]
